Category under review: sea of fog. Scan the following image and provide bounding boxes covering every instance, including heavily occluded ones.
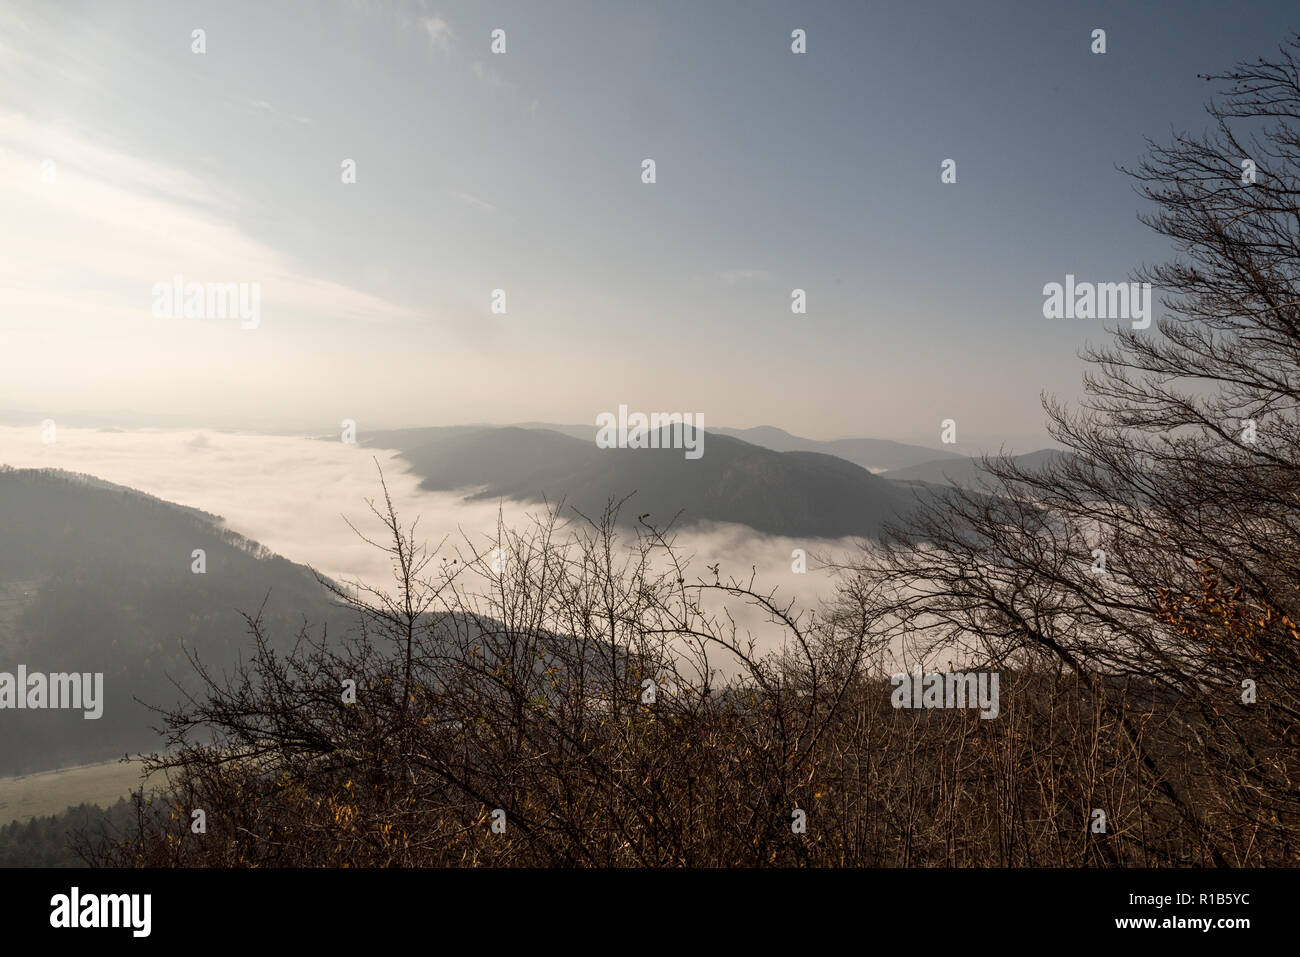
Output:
[0,427,868,661]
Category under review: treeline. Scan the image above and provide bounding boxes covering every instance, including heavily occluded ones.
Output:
[89,651,1275,867]
[0,798,136,868]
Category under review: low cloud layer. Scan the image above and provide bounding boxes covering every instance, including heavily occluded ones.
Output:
[0,427,863,661]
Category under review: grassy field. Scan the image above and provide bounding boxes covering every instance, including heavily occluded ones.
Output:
[0,758,165,826]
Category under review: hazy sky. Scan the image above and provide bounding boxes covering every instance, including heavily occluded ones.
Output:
[2,0,1297,447]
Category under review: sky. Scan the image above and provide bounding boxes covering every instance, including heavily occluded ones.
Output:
[1,0,1298,449]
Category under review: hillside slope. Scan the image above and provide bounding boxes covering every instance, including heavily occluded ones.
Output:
[708,426,960,472]
[0,467,349,774]
[399,427,929,538]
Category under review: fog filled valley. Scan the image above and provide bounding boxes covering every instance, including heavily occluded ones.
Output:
[2,2,1298,889]
[0,422,915,775]
[2,397,1295,870]
[0,420,988,864]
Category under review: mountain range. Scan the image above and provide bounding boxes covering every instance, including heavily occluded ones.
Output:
[391,427,928,538]
[357,424,1061,538]
[881,449,1069,485]
[364,423,960,474]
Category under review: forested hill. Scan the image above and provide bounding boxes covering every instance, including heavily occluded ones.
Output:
[0,467,349,774]
[394,427,934,539]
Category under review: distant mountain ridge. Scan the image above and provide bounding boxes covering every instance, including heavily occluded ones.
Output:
[392,426,932,539]
[360,422,957,473]
[705,426,960,473]
[881,450,1069,486]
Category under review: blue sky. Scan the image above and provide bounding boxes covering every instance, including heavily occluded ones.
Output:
[1,0,1297,449]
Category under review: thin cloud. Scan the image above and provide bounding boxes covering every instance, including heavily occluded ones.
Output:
[0,110,421,327]
[720,268,770,284]
[449,190,497,213]
[421,16,454,53]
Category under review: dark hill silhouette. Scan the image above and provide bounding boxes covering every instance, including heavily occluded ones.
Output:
[0,467,349,774]
[397,427,929,538]
[356,423,956,473]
